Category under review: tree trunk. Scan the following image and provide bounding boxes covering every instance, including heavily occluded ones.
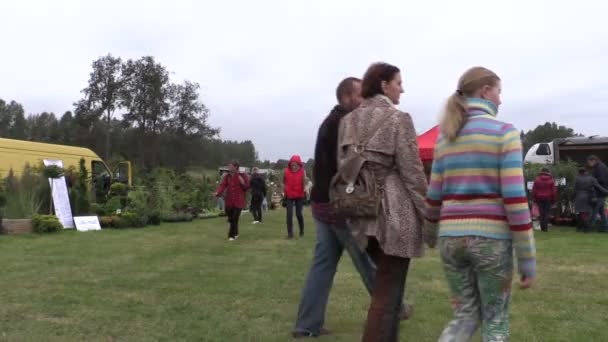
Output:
[105,111,111,161]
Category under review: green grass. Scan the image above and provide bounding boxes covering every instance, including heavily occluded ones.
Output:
[0,210,607,341]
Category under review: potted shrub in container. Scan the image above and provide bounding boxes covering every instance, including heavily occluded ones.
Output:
[0,167,44,234]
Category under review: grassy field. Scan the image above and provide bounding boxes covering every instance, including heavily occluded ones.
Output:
[0,209,606,341]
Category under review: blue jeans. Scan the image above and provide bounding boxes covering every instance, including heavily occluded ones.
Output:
[293,219,407,336]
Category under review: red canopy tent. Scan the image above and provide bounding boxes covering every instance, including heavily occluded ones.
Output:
[417,126,439,162]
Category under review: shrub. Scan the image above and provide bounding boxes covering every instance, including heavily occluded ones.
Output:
[99,216,114,228]
[161,212,194,222]
[32,214,63,233]
[147,211,162,225]
[70,159,90,215]
[3,167,45,219]
[115,211,148,228]
[111,216,129,229]
[110,183,128,196]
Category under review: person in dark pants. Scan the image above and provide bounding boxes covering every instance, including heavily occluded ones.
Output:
[249,167,267,224]
[215,160,250,241]
[292,77,411,339]
[588,155,608,232]
[283,155,306,239]
[574,167,608,232]
[531,168,557,232]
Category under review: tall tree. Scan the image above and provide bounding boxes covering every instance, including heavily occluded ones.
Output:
[75,54,123,160]
[522,122,582,154]
[120,56,170,169]
[28,112,59,143]
[166,80,219,171]
[57,111,75,145]
[0,99,28,139]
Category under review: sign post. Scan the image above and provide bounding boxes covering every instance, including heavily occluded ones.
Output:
[43,160,75,229]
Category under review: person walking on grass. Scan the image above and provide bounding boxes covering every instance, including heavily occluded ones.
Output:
[336,63,429,342]
[215,160,250,241]
[532,167,557,232]
[575,167,608,233]
[292,76,412,339]
[283,155,307,239]
[249,167,267,224]
[425,66,536,341]
[587,155,608,232]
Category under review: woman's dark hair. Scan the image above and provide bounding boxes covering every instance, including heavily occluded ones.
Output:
[230,159,240,168]
[361,62,400,99]
[541,167,550,173]
[579,167,588,175]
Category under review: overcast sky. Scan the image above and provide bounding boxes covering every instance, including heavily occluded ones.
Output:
[1,0,607,161]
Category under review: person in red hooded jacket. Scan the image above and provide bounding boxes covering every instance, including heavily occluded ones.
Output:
[532,167,558,232]
[215,160,250,241]
[284,155,307,239]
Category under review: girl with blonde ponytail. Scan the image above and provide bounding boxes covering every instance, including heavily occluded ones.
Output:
[425,67,537,341]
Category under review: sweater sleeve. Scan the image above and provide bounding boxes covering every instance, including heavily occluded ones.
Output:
[424,137,443,237]
[500,125,537,278]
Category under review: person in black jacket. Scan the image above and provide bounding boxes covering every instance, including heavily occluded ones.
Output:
[587,155,608,232]
[249,167,267,224]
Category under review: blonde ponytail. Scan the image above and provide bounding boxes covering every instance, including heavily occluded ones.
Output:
[440,66,501,142]
[440,93,467,142]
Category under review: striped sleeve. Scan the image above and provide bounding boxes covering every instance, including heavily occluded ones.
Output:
[500,125,537,277]
[424,138,443,236]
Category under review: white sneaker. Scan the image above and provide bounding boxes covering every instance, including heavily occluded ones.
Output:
[228,238,235,241]
[235,235,239,239]
[253,221,260,224]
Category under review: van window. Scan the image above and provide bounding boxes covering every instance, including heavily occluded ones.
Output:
[537,143,551,156]
[92,161,111,198]
[92,161,110,178]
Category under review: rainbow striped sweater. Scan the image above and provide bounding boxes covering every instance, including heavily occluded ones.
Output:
[425,98,536,277]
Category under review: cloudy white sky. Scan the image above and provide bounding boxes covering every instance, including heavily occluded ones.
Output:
[1,0,607,161]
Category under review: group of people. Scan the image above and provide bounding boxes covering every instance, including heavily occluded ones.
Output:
[292,63,536,342]
[530,156,608,233]
[214,156,311,240]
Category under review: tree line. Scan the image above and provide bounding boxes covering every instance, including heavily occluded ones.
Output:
[0,54,258,173]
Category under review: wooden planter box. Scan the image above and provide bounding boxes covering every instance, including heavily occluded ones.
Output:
[1,219,33,234]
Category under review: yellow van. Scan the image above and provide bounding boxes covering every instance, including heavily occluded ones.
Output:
[0,138,131,192]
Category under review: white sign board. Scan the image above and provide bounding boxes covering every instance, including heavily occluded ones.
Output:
[43,160,75,228]
[527,181,534,191]
[74,216,101,231]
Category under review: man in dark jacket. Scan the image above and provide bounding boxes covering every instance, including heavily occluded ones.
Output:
[249,167,267,224]
[588,155,608,232]
[292,77,410,338]
[532,168,557,232]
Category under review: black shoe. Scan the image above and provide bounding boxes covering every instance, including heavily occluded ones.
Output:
[292,328,331,338]
[286,236,294,240]
[299,232,304,238]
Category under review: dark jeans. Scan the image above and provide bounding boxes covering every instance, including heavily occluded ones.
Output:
[577,212,590,232]
[226,207,242,238]
[591,197,607,230]
[286,198,304,237]
[250,194,263,222]
[537,199,552,232]
[362,238,410,342]
[293,220,375,336]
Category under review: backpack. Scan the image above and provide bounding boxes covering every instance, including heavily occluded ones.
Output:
[329,118,386,218]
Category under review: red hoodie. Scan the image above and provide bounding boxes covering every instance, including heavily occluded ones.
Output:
[284,155,306,199]
[532,172,558,203]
